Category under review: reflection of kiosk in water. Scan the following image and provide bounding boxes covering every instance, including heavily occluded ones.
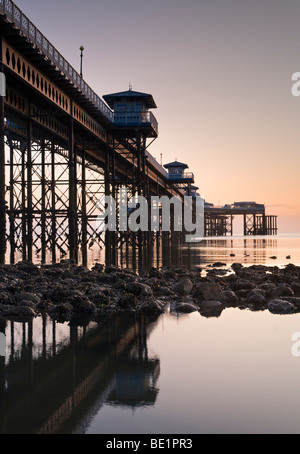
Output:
[107,317,160,408]
[107,358,160,408]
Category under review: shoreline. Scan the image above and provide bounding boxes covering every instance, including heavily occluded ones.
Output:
[0,260,300,323]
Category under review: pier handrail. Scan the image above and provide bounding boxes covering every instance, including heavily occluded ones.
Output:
[168,172,194,180]
[0,0,114,121]
[114,111,158,133]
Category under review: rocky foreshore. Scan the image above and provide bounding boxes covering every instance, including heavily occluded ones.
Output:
[1,260,300,323]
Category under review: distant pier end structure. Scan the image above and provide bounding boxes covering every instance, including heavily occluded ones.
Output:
[204,201,278,237]
[163,161,277,237]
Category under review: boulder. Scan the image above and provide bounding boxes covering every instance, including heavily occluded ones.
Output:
[13,292,41,306]
[229,279,255,291]
[173,278,193,296]
[118,293,137,309]
[247,289,266,304]
[291,282,300,295]
[15,260,40,274]
[275,297,300,309]
[149,268,163,279]
[125,282,153,297]
[247,294,265,305]
[72,298,97,315]
[223,290,238,305]
[259,282,276,293]
[48,303,73,321]
[194,282,225,302]
[231,263,243,272]
[139,298,165,314]
[270,286,294,299]
[267,299,295,314]
[1,306,36,317]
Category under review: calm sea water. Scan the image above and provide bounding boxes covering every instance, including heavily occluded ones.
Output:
[2,233,300,434]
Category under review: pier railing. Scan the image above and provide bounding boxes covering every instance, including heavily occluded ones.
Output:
[0,0,114,122]
[168,172,194,181]
[114,111,158,133]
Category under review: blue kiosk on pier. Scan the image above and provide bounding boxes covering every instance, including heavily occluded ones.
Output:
[164,160,195,195]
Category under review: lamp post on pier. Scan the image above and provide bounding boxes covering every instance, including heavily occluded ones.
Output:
[80,46,84,78]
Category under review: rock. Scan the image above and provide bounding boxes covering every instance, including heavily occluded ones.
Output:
[118,293,137,309]
[194,282,225,302]
[259,282,276,292]
[60,270,74,279]
[153,285,173,296]
[149,268,163,279]
[270,286,294,298]
[16,260,40,274]
[291,282,300,295]
[125,282,153,297]
[91,263,104,272]
[247,289,266,304]
[175,302,199,313]
[48,303,73,319]
[286,255,291,259]
[275,297,300,309]
[269,256,277,260]
[88,291,110,306]
[231,263,243,272]
[13,292,41,306]
[72,298,97,315]
[223,290,238,305]
[248,288,265,297]
[230,279,255,291]
[162,269,176,279]
[0,291,13,305]
[112,279,126,290]
[212,262,227,267]
[139,298,165,314]
[105,265,120,274]
[36,300,53,313]
[267,299,295,314]
[247,294,265,305]
[1,306,36,317]
[173,278,193,296]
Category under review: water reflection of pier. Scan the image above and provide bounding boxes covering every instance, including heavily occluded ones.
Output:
[0,314,160,434]
[117,235,279,271]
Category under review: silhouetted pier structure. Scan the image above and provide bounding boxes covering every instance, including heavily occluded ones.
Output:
[0,0,277,267]
[204,202,278,237]
[163,161,277,238]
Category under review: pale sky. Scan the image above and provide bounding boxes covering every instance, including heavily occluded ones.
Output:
[14,0,300,230]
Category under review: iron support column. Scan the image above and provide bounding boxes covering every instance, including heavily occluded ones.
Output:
[41,137,46,264]
[9,140,14,263]
[51,141,56,263]
[0,40,6,263]
[21,143,26,260]
[26,118,33,261]
[81,150,87,267]
[105,147,111,265]
[68,116,77,263]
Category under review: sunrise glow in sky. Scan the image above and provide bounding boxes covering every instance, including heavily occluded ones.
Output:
[14,0,300,232]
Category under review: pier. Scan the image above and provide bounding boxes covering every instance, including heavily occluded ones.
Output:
[0,0,278,268]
